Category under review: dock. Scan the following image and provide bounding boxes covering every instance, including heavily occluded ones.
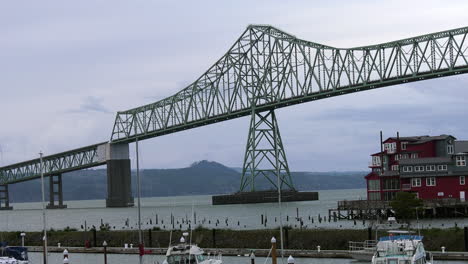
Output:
[329,198,468,220]
[26,246,468,260]
[212,190,318,205]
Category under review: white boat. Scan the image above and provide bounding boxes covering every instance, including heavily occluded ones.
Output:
[349,240,377,262]
[163,233,222,264]
[0,244,29,264]
[349,217,412,262]
[371,230,433,264]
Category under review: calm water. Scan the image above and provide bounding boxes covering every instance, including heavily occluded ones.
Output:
[27,253,466,264]
[1,188,467,232]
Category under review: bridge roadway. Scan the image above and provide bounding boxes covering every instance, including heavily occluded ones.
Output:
[1,25,468,208]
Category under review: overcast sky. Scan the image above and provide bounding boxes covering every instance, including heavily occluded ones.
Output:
[1,0,468,171]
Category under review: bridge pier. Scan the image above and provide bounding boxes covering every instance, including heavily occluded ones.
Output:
[0,184,13,210]
[105,144,134,207]
[46,174,67,209]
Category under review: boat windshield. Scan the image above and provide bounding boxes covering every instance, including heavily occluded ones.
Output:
[167,255,198,264]
[196,255,206,263]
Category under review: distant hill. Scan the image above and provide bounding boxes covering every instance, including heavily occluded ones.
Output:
[8,160,366,203]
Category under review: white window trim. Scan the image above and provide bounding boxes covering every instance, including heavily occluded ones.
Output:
[414,166,424,172]
[460,176,466,185]
[447,145,454,154]
[411,178,421,187]
[437,164,448,171]
[426,165,436,171]
[426,177,436,186]
[403,166,413,172]
[401,142,407,150]
[456,156,466,167]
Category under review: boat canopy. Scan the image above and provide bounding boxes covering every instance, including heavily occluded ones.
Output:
[379,235,423,241]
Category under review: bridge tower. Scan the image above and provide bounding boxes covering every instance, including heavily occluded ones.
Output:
[240,110,294,192]
[46,174,67,209]
[105,143,134,207]
[0,184,12,210]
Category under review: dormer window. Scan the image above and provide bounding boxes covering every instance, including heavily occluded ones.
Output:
[447,145,454,154]
[401,142,408,150]
[456,156,466,166]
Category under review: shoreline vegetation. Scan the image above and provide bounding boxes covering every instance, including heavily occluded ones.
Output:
[1,227,465,252]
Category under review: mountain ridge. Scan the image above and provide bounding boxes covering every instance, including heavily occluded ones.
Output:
[8,160,366,203]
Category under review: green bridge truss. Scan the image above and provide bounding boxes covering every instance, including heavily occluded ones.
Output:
[111,25,468,143]
[2,25,468,187]
[0,142,107,184]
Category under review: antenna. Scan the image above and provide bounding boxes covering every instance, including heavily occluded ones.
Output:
[188,201,195,263]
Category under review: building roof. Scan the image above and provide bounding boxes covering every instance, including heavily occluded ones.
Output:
[455,140,468,153]
[399,157,451,165]
[381,171,399,177]
[384,134,454,144]
[399,171,467,178]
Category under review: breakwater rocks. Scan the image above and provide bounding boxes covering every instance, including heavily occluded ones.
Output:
[0,227,466,252]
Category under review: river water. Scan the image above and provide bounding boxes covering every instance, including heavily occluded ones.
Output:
[1,188,467,232]
[3,188,468,264]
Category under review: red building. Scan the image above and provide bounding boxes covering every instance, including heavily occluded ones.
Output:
[366,134,468,201]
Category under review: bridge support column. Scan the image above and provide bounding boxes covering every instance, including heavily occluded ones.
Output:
[46,174,67,209]
[0,184,13,210]
[105,144,134,207]
[239,109,294,192]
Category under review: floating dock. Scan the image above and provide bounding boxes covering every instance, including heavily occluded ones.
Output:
[212,190,318,205]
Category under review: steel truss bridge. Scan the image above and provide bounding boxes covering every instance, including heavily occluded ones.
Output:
[2,24,468,193]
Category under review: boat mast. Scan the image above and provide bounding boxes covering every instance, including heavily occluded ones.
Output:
[39,152,48,264]
[135,137,143,264]
[273,119,285,263]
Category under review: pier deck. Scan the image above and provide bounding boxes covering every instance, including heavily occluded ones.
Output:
[329,198,468,220]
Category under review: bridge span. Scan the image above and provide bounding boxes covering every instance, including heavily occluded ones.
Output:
[1,25,468,209]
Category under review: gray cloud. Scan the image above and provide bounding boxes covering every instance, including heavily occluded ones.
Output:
[1,0,468,172]
[65,96,111,114]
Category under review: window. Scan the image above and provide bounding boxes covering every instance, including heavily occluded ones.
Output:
[411,178,421,187]
[402,154,409,159]
[401,142,408,150]
[426,165,436,171]
[456,156,466,166]
[411,153,419,159]
[460,176,466,185]
[391,165,399,171]
[384,143,397,154]
[372,168,381,173]
[394,154,400,161]
[437,164,448,171]
[447,145,454,154]
[372,156,381,166]
[368,192,381,201]
[403,166,413,172]
[383,156,388,164]
[383,178,400,190]
[383,192,397,201]
[368,180,380,191]
[414,166,424,172]
[426,177,436,186]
